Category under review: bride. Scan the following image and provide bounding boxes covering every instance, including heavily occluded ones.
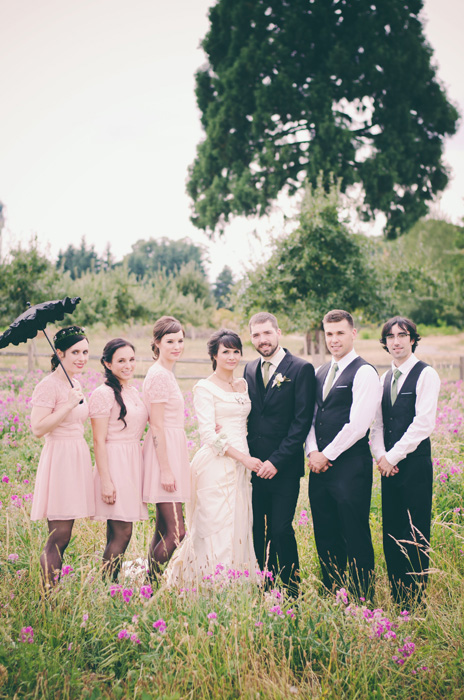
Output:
[166,329,261,584]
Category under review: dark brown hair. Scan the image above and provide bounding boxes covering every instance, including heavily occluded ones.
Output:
[207,329,242,371]
[380,316,421,353]
[323,309,354,328]
[51,326,88,371]
[101,338,135,428]
[151,316,185,359]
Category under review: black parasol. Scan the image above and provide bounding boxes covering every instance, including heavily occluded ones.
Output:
[0,297,82,391]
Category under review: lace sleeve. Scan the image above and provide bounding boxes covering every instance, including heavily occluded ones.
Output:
[31,376,56,408]
[193,384,229,456]
[89,385,114,418]
[145,368,172,403]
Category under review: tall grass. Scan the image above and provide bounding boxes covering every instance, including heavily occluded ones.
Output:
[0,372,463,698]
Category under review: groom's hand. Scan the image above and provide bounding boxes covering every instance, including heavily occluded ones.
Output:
[309,451,331,473]
[257,460,277,479]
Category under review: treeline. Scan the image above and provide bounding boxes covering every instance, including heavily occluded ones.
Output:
[0,190,462,333]
[0,237,235,329]
[234,180,464,338]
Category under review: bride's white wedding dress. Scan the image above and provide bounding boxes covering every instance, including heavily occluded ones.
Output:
[166,378,257,584]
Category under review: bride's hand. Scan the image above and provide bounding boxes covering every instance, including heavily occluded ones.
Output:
[242,456,262,472]
[161,470,176,492]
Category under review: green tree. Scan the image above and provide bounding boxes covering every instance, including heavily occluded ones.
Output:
[124,237,207,279]
[175,261,213,306]
[0,238,64,325]
[56,237,103,279]
[188,0,458,238]
[237,178,381,350]
[213,266,235,309]
[369,218,464,327]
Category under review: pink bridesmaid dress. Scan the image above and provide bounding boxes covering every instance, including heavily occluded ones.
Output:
[142,364,191,504]
[89,384,149,522]
[30,371,95,521]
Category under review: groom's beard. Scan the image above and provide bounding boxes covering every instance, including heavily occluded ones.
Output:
[256,341,278,358]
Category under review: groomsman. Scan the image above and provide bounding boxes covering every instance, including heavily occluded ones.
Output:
[306,309,381,598]
[244,312,316,595]
[370,316,440,605]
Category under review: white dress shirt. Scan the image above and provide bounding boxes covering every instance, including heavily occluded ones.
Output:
[261,346,287,384]
[370,353,441,466]
[306,349,381,461]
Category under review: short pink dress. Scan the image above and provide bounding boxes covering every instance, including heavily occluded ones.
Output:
[89,384,149,522]
[142,364,191,504]
[30,371,95,521]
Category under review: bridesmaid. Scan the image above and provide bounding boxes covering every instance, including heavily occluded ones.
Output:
[89,338,148,580]
[30,326,94,587]
[142,316,190,579]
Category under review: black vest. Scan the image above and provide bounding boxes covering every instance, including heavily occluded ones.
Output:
[382,360,431,457]
[315,356,371,458]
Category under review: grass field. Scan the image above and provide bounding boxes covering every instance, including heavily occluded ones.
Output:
[0,339,464,698]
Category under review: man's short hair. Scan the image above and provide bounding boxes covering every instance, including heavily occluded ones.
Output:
[322,309,354,328]
[380,316,421,353]
[249,312,279,331]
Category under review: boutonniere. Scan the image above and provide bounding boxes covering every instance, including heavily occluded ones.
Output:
[272,373,291,390]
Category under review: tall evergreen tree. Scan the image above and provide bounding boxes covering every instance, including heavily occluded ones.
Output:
[188,0,458,238]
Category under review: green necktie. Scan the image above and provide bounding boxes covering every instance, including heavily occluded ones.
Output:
[323,362,339,401]
[262,361,272,388]
[391,368,402,405]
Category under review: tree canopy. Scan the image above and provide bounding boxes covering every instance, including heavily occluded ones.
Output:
[56,238,104,279]
[237,178,380,333]
[124,237,207,279]
[188,0,459,238]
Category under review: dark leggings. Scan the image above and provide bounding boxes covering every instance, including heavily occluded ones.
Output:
[148,502,185,579]
[40,519,74,586]
[103,520,133,581]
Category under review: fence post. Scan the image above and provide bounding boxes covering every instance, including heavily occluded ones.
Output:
[460,356,464,381]
[28,341,34,373]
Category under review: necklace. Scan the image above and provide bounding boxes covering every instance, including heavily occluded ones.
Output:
[213,372,237,391]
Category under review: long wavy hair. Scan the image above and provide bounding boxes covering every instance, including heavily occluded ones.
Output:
[51,326,88,371]
[101,338,135,428]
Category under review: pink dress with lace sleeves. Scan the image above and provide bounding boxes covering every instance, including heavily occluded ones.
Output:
[142,363,191,503]
[90,384,148,522]
[30,371,95,521]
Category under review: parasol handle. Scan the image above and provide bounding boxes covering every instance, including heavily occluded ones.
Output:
[41,329,84,405]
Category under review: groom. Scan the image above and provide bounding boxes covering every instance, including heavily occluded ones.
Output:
[243,312,316,594]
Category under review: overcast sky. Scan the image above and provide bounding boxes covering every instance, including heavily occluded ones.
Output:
[0,0,463,280]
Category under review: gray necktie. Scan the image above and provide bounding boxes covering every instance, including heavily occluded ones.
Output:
[262,361,272,388]
[391,368,402,405]
[323,363,339,401]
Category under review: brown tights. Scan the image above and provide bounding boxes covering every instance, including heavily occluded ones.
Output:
[148,502,185,580]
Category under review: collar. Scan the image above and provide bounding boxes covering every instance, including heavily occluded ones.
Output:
[261,346,286,368]
[330,348,358,374]
[391,353,418,377]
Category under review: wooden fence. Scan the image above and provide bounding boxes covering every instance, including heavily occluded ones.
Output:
[1,347,464,381]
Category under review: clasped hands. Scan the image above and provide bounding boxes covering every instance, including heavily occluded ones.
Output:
[376,455,399,477]
[308,451,331,473]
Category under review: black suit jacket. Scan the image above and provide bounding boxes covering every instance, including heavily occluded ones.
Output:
[243,350,316,478]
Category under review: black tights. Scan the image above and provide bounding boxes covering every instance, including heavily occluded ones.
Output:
[148,502,185,579]
[40,519,74,586]
[103,520,133,581]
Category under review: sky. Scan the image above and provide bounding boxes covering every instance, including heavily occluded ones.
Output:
[0,0,463,281]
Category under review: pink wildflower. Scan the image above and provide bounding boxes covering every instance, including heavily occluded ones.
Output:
[20,626,34,643]
[153,619,167,634]
[140,584,153,600]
